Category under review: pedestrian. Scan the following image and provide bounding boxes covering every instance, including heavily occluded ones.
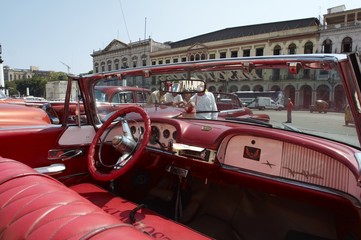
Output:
[190,90,218,119]
[286,98,293,123]
[147,88,166,105]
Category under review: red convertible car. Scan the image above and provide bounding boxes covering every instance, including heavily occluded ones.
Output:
[1,54,361,240]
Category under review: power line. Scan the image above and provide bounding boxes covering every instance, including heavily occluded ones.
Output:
[118,0,131,42]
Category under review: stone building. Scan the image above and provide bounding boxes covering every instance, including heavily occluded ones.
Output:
[91,5,361,110]
[91,38,170,88]
[4,66,52,82]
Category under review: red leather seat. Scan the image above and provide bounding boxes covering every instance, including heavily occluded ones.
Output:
[0,157,153,240]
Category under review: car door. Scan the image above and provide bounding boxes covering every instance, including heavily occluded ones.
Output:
[0,78,92,185]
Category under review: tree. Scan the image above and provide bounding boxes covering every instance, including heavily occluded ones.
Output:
[49,72,67,81]
[4,80,19,97]
[16,75,48,97]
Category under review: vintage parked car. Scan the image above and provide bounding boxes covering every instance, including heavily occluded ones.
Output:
[1,53,361,240]
[0,90,55,126]
[310,99,329,113]
[214,92,270,122]
[0,103,52,126]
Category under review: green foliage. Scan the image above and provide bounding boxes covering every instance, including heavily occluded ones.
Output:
[5,71,68,98]
[49,72,67,81]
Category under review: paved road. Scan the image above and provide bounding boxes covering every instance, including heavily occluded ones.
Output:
[252,109,359,146]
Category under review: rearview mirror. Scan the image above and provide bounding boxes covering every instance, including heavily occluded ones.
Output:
[160,79,206,93]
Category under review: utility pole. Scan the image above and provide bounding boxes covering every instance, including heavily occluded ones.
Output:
[0,44,5,94]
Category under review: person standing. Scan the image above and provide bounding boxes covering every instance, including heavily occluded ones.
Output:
[191,90,218,119]
[286,98,293,123]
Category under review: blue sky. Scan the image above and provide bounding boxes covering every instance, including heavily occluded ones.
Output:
[1,0,360,74]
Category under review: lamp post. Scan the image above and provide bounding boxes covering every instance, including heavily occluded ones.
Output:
[0,44,5,94]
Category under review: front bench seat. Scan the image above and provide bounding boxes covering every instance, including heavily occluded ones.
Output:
[0,157,153,240]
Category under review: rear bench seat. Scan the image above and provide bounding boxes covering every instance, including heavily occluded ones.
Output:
[0,157,210,240]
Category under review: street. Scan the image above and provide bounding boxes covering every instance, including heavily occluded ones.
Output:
[252,109,359,146]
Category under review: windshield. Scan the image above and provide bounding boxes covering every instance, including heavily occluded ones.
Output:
[92,55,360,148]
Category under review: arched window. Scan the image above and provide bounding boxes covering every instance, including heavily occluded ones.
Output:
[101,62,105,72]
[122,57,128,69]
[304,41,313,54]
[273,45,281,55]
[322,39,332,53]
[141,54,147,66]
[94,63,99,73]
[132,56,138,68]
[114,59,120,70]
[288,43,296,54]
[342,37,352,53]
[107,60,112,71]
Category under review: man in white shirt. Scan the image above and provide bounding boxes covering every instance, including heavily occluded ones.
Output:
[190,91,218,119]
[165,92,183,106]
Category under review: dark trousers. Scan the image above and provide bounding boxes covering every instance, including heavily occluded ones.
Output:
[287,110,292,123]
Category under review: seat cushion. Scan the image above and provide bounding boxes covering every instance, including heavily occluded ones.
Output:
[0,157,153,240]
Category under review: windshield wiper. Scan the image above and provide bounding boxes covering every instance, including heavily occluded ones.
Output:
[224,117,273,127]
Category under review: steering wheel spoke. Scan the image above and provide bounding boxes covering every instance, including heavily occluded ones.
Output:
[88,106,150,181]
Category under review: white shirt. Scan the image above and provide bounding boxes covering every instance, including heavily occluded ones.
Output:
[165,93,183,104]
[190,92,218,119]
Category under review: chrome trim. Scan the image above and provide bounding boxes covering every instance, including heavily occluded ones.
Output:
[34,163,66,175]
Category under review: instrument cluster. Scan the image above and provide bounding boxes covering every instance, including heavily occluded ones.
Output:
[130,122,177,149]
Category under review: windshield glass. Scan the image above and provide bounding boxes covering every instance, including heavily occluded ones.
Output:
[92,55,360,148]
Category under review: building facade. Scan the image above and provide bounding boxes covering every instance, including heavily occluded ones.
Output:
[4,66,52,82]
[92,5,361,110]
[91,38,170,73]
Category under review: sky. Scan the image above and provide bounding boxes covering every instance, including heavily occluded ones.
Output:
[1,0,360,75]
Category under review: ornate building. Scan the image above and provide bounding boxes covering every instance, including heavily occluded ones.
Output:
[92,5,361,110]
[91,39,169,73]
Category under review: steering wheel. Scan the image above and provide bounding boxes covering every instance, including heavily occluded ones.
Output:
[88,106,150,181]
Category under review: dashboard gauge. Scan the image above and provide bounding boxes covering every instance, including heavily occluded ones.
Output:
[163,129,170,139]
[130,126,137,135]
[150,126,160,145]
[172,131,177,140]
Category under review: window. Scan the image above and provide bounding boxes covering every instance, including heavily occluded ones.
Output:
[165,59,170,64]
[101,62,105,72]
[142,54,147,66]
[107,60,112,71]
[173,58,179,63]
[94,63,99,73]
[243,49,250,57]
[122,58,128,69]
[158,60,163,65]
[209,53,216,59]
[231,51,238,58]
[342,37,352,53]
[152,61,156,66]
[220,52,227,58]
[288,43,296,54]
[304,41,313,54]
[114,60,119,70]
[273,45,281,55]
[256,48,264,56]
[181,57,187,62]
[323,39,332,53]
